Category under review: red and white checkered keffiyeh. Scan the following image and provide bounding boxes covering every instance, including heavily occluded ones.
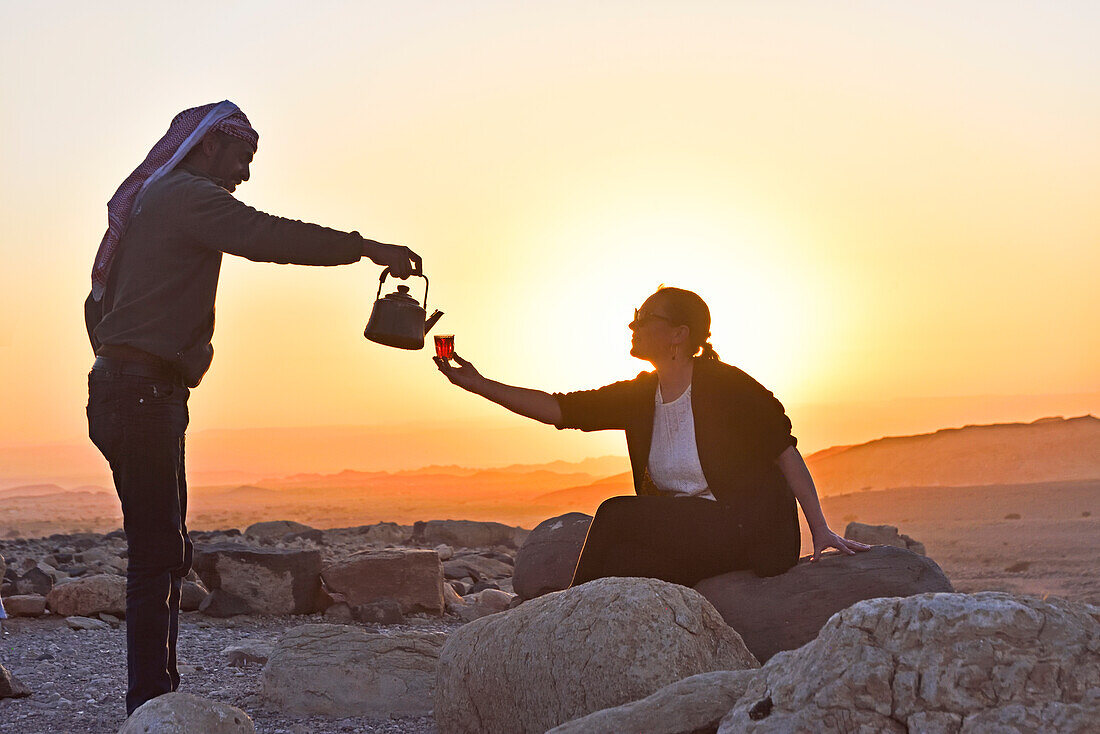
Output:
[90,100,259,300]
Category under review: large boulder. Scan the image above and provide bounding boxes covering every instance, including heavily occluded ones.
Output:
[120,692,255,733]
[413,519,527,549]
[321,549,443,615]
[845,521,926,555]
[513,512,592,600]
[549,670,760,734]
[717,592,1100,733]
[694,545,952,661]
[435,577,758,734]
[193,543,321,615]
[244,520,316,541]
[261,624,443,717]
[46,574,126,617]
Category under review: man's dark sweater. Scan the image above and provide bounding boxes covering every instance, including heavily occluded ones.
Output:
[90,165,364,386]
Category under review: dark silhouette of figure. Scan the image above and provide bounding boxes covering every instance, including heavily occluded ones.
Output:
[435,286,868,587]
[84,101,421,715]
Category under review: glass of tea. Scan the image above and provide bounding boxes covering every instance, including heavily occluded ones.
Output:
[434,334,455,361]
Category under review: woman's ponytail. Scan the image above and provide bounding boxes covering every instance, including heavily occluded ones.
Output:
[699,341,720,361]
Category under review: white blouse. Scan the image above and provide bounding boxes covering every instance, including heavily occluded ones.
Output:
[647,383,716,501]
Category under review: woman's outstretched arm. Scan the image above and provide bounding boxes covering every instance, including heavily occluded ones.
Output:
[434,354,562,425]
[775,445,871,561]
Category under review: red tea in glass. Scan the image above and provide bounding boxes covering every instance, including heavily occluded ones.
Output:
[434,334,455,360]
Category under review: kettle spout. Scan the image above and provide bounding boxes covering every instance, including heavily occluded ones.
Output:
[424,309,444,334]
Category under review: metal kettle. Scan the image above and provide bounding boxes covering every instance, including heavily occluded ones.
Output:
[364,268,443,350]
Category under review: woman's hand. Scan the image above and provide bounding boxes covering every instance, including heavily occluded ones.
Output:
[432,353,563,425]
[434,353,485,393]
[809,525,872,562]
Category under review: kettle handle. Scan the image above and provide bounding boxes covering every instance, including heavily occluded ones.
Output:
[377,267,429,308]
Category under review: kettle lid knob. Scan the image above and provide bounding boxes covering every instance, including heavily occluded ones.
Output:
[397,285,410,294]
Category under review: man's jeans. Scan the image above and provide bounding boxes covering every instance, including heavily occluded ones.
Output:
[87,369,192,715]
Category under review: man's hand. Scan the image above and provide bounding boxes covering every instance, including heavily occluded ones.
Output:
[362,239,422,279]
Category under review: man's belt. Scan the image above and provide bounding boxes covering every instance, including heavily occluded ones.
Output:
[93,346,184,386]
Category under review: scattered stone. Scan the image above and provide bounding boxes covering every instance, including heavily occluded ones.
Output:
[120,691,256,733]
[180,578,209,611]
[244,520,317,541]
[1005,512,1022,520]
[350,521,412,545]
[413,519,527,549]
[193,543,322,615]
[323,602,353,623]
[15,565,54,596]
[467,580,500,593]
[694,545,953,661]
[513,512,591,599]
[716,592,1100,733]
[321,549,443,615]
[199,589,253,618]
[442,583,466,615]
[0,663,32,699]
[436,576,758,734]
[1005,561,1031,573]
[284,528,324,544]
[223,641,273,667]
[45,573,126,617]
[442,554,513,582]
[434,543,454,560]
[261,624,444,717]
[549,669,760,734]
[78,546,127,572]
[3,594,47,617]
[844,521,926,555]
[457,588,516,622]
[352,599,405,625]
[65,615,109,631]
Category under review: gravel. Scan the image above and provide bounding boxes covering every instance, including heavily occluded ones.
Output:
[0,612,464,734]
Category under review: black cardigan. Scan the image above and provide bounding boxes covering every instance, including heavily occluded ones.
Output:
[554,358,800,557]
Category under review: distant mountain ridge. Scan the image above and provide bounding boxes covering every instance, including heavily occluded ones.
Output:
[805,415,1100,495]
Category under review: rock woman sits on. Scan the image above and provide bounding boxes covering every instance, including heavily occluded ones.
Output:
[435,286,869,586]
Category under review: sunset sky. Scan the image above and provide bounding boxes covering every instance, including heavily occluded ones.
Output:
[1,2,1097,468]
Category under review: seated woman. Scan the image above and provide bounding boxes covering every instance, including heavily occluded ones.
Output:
[434,286,868,587]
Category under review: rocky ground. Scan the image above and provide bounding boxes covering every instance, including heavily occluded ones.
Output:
[0,519,530,733]
[2,510,1098,733]
[0,613,460,733]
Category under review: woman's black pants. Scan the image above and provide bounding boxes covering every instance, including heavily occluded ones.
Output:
[571,495,798,587]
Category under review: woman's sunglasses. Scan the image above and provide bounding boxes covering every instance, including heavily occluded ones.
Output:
[631,309,675,328]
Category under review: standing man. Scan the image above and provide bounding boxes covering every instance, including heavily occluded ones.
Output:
[84,100,420,715]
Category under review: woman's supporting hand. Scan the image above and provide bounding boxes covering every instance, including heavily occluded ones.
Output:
[808,525,872,562]
[774,445,873,562]
[432,353,563,425]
